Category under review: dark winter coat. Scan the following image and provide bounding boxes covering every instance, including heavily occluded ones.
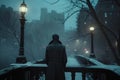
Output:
[45,40,67,80]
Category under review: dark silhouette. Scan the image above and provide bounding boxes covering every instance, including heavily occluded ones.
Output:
[45,34,67,80]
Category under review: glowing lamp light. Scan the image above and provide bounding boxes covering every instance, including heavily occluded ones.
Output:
[85,50,89,54]
[19,1,27,14]
[89,27,95,31]
[84,48,89,54]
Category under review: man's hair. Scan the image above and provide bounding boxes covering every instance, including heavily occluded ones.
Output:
[52,34,59,40]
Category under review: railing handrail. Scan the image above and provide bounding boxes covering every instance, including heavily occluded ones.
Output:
[0,63,120,80]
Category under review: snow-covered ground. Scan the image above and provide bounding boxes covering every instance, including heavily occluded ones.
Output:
[66,56,81,67]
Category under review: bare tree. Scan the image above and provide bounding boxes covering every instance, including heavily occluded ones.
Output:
[70,0,120,65]
[44,0,60,5]
[0,5,20,45]
[44,0,120,65]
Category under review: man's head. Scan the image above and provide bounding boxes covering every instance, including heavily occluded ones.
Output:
[52,34,59,40]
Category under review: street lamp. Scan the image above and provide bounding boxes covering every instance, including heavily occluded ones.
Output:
[16,0,27,63]
[89,27,96,58]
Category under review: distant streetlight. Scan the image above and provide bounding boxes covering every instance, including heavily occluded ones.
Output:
[89,27,95,31]
[89,27,96,58]
[84,48,89,54]
[16,0,27,63]
[19,1,27,14]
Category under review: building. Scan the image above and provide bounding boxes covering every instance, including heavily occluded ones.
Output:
[40,8,65,36]
[25,8,65,60]
[96,0,120,34]
[76,0,120,64]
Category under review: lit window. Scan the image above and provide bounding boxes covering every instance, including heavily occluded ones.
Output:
[104,12,107,17]
[84,22,86,24]
[112,5,114,9]
[105,21,107,24]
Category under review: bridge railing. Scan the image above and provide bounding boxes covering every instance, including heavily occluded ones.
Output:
[0,64,120,80]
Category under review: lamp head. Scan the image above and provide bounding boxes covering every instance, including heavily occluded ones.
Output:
[89,27,95,31]
[19,1,27,15]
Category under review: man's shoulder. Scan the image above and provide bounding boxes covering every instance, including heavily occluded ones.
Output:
[47,44,65,48]
[61,44,65,48]
[58,44,65,49]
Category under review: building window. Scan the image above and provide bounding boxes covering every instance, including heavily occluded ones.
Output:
[105,21,107,24]
[111,5,114,9]
[104,12,107,18]
[84,22,86,24]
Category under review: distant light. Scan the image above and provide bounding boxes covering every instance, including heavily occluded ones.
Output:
[85,50,89,54]
[76,39,80,43]
[89,27,95,31]
[83,41,87,44]
[115,41,118,47]
[84,22,86,24]
[74,49,77,52]
[84,48,89,54]
[105,21,107,24]
[104,12,107,17]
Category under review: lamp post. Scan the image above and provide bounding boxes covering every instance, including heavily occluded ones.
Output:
[89,27,96,58]
[16,0,27,63]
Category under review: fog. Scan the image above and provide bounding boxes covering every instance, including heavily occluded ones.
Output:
[0,0,120,70]
[0,0,77,31]
[0,4,79,69]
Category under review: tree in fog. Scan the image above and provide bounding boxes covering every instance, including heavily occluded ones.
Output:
[67,0,120,64]
[0,5,20,67]
[0,5,20,45]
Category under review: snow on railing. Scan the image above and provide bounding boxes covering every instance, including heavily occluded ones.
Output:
[0,64,120,80]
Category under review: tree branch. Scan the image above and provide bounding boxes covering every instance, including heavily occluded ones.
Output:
[0,11,20,44]
[86,0,120,64]
[44,0,60,5]
[63,10,79,24]
[70,0,85,8]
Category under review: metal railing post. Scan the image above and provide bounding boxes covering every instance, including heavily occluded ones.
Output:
[71,72,75,80]
[82,72,86,80]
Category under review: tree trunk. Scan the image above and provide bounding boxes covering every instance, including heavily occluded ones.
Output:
[86,0,120,65]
